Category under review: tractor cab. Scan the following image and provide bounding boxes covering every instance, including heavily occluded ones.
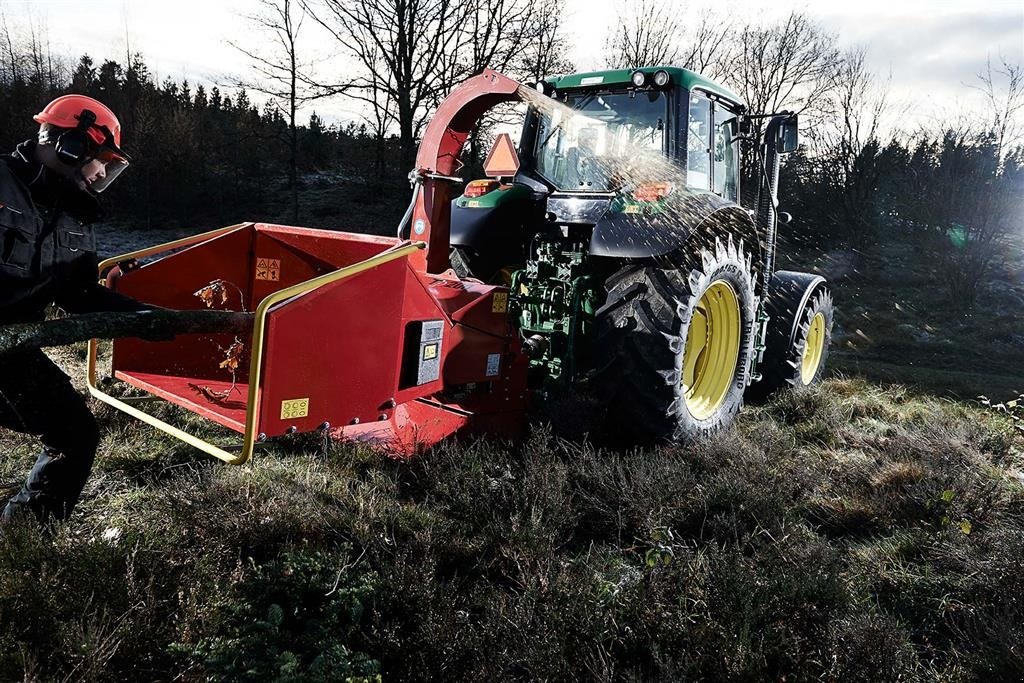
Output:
[450,66,748,282]
[523,67,744,201]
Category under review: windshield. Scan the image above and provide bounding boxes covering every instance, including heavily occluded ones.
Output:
[533,90,667,192]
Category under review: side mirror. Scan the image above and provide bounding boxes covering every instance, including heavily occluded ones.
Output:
[778,115,798,153]
[728,118,739,139]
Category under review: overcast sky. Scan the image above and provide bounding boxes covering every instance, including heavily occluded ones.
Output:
[2,0,1021,130]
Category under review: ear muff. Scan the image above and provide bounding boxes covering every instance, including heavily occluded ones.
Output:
[54,109,98,166]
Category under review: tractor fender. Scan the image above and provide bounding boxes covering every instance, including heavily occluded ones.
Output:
[449,184,540,270]
[450,199,524,256]
[588,191,760,260]
[764,270,828,348]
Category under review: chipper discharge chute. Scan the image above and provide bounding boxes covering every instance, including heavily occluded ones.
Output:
[91,65,833,461]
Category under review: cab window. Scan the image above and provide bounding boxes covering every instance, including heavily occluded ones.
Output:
[686,91,712,191]
[713,102,739,202]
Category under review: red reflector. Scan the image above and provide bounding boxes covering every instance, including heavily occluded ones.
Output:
[632,182,673,202]
[464,179,499,198]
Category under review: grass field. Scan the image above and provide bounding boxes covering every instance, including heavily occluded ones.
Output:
[0,343,1022,681]
[6,208,1024,680]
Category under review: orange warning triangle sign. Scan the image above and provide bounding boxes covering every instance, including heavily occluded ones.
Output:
[483,133,520,178]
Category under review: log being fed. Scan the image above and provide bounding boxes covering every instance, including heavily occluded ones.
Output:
[0,310,254,356]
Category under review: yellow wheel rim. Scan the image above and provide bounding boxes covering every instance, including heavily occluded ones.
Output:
[800,312,826,385]
[682,280,741,420]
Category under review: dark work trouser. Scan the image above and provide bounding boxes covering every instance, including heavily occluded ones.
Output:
[0,349,100,523]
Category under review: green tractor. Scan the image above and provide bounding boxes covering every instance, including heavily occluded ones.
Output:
[449,66,834,442]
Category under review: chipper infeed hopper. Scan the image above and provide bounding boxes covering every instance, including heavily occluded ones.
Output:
[87,222,528,463]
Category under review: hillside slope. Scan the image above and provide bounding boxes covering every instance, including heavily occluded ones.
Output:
[0,348,1022,681]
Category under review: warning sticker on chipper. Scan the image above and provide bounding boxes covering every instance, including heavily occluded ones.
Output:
[280,398,309,420]
[491,292,508,313]
[256,258,281,281]
[485,353,501,377]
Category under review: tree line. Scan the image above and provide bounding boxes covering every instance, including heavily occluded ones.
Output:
[0,39,393,230]
[1,1,1021,308]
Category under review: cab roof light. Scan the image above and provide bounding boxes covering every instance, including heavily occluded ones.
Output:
[653,69,671,87]
[534,80,555,97]
[630,70,647,88]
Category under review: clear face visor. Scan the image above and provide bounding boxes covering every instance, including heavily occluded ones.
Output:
[80,150,129,193]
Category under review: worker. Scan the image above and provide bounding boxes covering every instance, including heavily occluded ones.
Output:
[0,94,150,526]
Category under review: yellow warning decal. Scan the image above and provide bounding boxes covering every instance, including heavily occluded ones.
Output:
[423,343,438,360]
[256,257,281,281]
[280,398,309,420]
[492,291,508,313]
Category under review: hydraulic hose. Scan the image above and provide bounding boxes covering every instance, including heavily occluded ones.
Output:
[396,172,423,239]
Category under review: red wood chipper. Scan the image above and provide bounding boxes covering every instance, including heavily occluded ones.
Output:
[89,65,831,462]
[88,70,533,464]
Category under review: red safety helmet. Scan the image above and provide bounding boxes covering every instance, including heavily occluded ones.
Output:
[34,94,122,146]
[33,94,130,192]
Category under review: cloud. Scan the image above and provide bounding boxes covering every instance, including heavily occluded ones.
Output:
[823,8,1023,92]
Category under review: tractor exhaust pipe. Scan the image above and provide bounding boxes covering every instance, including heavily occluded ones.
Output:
[755,112,798,289]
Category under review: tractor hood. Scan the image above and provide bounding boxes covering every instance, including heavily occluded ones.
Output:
[546,189,756,259]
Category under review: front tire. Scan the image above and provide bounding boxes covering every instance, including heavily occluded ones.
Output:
[748,282,834,400]
[592,238,757,443]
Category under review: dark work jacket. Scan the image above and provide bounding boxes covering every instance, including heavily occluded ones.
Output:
[0,139,147,324]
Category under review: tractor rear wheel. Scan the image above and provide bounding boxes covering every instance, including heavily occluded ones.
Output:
[592,238,757,443]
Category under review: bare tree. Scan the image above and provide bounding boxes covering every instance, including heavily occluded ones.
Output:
[607,0,682,68]
[462,0,535,77]
[726,12,841,122]
[809,47,891,243]
[973,56,1024,160]
[1,8,24,85]
[516,0,574,83]
[676,9,733,81]
[718,12,841,209]
[603,5,732,79]
[456,0,548,163]
[305,0,468,167]
[0,7,19,84]
[231,0,335,223]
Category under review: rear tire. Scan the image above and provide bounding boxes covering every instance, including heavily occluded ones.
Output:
[592,238,757,443]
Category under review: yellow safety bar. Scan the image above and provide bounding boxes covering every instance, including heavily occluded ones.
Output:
[87,226,425,465]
